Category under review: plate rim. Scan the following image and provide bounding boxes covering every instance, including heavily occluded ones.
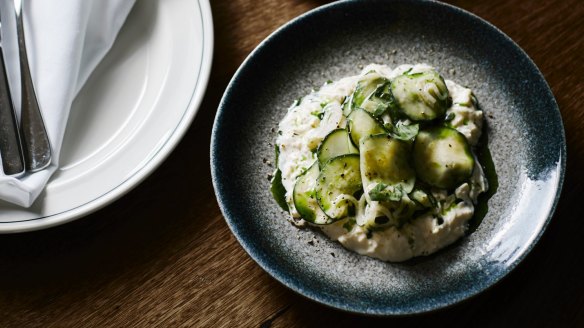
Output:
[0,0,214,233]
[211,0,566,316]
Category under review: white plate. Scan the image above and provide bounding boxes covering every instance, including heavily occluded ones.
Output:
[0,0,213,232]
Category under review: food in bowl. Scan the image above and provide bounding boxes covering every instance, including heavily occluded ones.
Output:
[272,63,488,262]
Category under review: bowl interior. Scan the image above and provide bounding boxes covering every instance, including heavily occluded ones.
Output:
[212,0,564,315]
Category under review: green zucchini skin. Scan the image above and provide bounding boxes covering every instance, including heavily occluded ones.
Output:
[413,126,475,189]
[391,70,450,121]
[347,108,387,148]
[316,154,362,220]
[360,134,416,193]
[351,73,394,117]
[317,129,358,166]
[293,162,332,224]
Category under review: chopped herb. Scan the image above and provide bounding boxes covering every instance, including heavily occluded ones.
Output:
[385,121,419,141]
[444,112,455,122]
[293,97,303,107]
[310,110,325,120]
[369,183,404,202]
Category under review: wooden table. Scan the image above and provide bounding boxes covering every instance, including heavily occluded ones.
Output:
[0,0,581,326]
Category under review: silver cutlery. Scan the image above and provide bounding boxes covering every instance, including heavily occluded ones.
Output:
[0,14,24,176]
[14,0,51,172]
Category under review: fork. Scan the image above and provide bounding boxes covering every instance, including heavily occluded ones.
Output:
[14,0,51,172]
[0,15,24,176]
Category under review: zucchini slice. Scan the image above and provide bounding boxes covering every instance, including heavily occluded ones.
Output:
[413,127,474,189]
[316,154,362,220]
[293,162,332,224]
[347,108,387,148]
[352,73,392,117]
[360,134,416,193]
[391,69,450,121]
[316,129,358,166]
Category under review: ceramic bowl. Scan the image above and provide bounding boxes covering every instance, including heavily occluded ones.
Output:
[211,0,565,315]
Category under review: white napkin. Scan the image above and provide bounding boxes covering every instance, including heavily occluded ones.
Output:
[0,0,136,207]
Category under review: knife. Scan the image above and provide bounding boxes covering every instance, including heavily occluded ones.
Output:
[0,17,24,177]
[14,0,51,172]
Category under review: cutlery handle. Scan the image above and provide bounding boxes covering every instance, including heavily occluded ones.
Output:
[16,6,51,172]
[0,49,24,176]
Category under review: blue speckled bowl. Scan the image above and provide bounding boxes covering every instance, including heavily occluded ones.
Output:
[210,0,565,315]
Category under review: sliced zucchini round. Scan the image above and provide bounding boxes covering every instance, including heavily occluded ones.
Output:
[293,162,332,224]
[347,108,386,148]
[413,127,474,189]
[353,73,387,105]
[360,134,416,193]
[316,129,358,166]
[352,73,392,117]
[316,154,362,220]
[390,69,450,121]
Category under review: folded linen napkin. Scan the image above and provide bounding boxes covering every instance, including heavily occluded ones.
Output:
[0,0,135,207]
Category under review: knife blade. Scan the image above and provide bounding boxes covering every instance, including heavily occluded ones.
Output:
[0,17,24,177]
[14,0,51,172]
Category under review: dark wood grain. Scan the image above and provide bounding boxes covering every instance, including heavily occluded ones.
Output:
[0,0,581,326]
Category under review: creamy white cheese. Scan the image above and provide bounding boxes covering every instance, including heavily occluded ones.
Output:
[276,64,488,262]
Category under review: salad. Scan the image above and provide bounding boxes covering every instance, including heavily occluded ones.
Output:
[272,64,488,262]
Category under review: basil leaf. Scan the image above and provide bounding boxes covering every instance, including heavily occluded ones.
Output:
[383,121,419,141]
[369,183,404,202]
[393,121,419,141]
[271,169,288,211]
